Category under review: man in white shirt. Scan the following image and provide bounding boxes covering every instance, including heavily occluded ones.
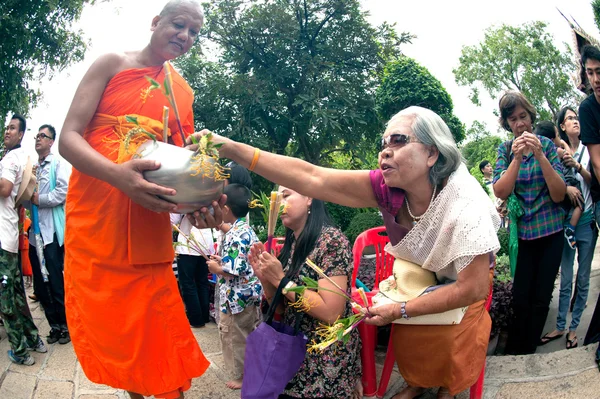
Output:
[28,124,70,345]
[0,114,47,366]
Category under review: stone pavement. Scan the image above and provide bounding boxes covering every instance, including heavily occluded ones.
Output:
[0,288,239,399]
[2,250,600,399]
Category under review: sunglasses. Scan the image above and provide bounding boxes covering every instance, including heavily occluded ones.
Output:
[35,133,53,140]
[380,133,418,151]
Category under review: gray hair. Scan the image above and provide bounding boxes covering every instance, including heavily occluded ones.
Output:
[160,0,204,21]
[387,106,463,186]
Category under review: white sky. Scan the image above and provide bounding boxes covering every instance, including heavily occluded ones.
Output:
[20,0,599,161]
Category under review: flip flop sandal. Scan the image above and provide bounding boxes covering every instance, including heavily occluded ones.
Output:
[566,335,578,349]
[539,332,564,345]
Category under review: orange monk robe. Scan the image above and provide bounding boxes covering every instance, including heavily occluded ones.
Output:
[64,65,209,398]
[18,209,32,277]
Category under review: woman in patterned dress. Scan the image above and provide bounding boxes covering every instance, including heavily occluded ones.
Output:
[249,187,362,399]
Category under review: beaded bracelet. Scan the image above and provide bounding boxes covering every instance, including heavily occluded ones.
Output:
[400,301,410,319]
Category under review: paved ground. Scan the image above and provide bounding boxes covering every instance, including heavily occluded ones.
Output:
[2,245,600,398]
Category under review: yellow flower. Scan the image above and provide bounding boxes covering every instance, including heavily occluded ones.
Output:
[248,199,264,209]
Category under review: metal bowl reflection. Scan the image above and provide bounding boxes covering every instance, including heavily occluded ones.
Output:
[136,140,224,213]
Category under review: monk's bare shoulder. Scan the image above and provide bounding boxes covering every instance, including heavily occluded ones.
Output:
[85,53,130,83]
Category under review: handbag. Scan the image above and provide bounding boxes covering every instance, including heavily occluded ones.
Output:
[371,258,468,325]
[241,278,308,399]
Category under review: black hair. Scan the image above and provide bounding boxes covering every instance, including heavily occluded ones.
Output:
[582,45,600,68]
[226,161,252,190]
[533,120,557,141]
[556,106,578,146]
[278,199,333,278]
[223,183,251,218]
[11,114,26,133]
[478,160,490,173]
[39,124,56,139]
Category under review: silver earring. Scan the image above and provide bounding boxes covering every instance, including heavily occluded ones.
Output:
[308,209,311,215]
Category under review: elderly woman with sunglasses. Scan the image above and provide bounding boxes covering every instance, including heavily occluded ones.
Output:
[189,106,500,399]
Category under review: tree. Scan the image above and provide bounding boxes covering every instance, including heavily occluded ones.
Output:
[376,56,465,143]
[453,21,580,121]
[593,0,600,32]
[0,1,99,121]
[176,0,412,165]
[460,121,503,171]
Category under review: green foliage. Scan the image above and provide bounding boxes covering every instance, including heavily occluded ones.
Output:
[344,211,384,245]
[326,203,360,232]
[176,0,412,165]
[0,0,96,120]
[593,0,600,32]
[460,123,503,171]
[453,21,581,121]
[376,57,466,143]
[496,227,509,257]
[494,254,511,282]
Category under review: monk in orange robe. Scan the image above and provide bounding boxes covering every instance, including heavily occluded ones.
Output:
[58,2,209,398]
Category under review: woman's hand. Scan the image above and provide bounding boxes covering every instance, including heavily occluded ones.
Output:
[249,243,285,287]
[521,133,544,159]
[365,303,399,326]
[511,135,528,159]
[185,129,231,156]
[111,159,178,213]
[566,186,584,208]
[562,152,577,168]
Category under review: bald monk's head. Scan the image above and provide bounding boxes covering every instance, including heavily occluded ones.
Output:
[160,0,203,20]
[150,0,204,59]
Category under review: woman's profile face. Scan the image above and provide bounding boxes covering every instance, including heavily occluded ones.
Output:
[279,187,311,232]
[561,109,580,138]
[506,105,533,137]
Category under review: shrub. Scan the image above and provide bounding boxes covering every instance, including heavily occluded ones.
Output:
[344,212,384,245]
[326,203,360,232]
[496,227,508,257]
[489,253,514,338]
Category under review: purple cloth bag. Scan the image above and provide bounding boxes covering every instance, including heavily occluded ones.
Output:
[241,279,307,399]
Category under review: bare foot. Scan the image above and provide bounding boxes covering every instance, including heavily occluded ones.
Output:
[392,385,426,399]
[353,380,363,399]
[226,378,242,390]
[437,387,454,399]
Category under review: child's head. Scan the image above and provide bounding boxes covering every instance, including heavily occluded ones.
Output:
[223,183,251,220]
[534,120,558,143]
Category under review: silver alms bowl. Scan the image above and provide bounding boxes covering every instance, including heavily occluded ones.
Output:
[136,140,224,214]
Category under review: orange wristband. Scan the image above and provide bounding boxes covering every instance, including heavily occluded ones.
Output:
[249,148,261,171]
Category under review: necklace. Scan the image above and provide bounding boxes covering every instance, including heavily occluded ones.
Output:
[406,185,437,226]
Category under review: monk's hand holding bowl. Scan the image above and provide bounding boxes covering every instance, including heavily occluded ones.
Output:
[113,158,179,213]
[187,195,227,229]
[366,303,401,326]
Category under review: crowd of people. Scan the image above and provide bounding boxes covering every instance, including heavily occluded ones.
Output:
[2,1,600,398]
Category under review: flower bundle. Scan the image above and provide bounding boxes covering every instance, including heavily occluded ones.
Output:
[283,259,370,352]
[172,223,212,260]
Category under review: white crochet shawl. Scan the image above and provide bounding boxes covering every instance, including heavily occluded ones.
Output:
[385,163,501,281]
